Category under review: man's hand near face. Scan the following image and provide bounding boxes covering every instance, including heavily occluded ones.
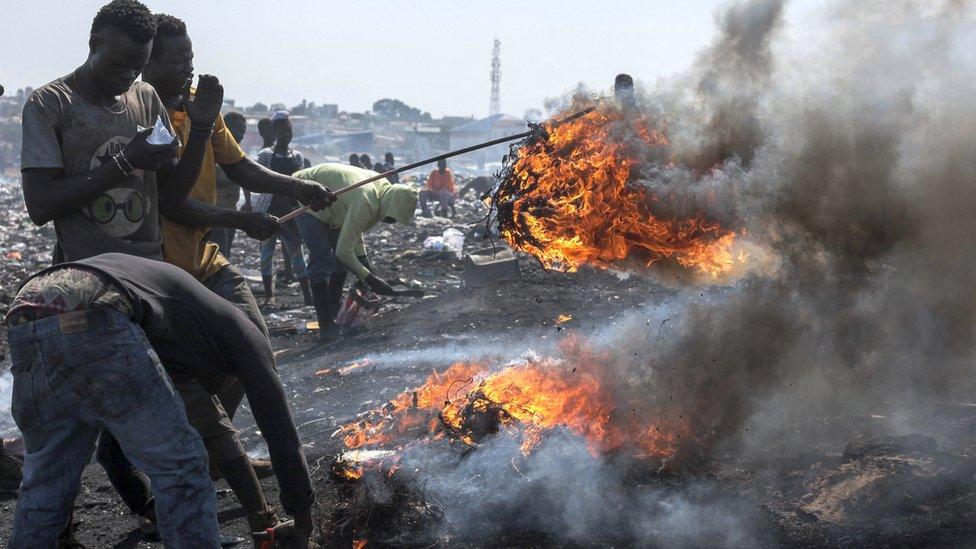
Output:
[184,74,223,128]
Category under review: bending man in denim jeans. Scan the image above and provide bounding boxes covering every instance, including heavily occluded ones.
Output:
[6,269,219,547]
[6,254,315,548]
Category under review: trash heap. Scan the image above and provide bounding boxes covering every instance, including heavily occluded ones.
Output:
[0,180,55,318]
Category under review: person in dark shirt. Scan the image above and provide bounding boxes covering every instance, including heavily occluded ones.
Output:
[91,17,329,539]
[258,117,275,149]
[359,153,373,171]
[615,73,637,111]
[383,151,399,183]
[5,253,315,547]
[348,153,361,167]
[255,112,314,304]
[210,111,252,257]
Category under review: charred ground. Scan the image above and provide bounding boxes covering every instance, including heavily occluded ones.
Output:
[2,185,976,548]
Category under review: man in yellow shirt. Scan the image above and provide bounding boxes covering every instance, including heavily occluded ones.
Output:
[96,13,334,540]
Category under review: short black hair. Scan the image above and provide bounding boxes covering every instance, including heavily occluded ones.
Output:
[385,152,394,162]
[154,13,187,40]
[90,0,157,44]
[614,73,634,89]
[272,117,291,132]
[223,111,246,127]
[258,118,274,147]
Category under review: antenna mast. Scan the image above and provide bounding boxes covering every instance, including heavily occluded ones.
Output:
[489,39,501,116]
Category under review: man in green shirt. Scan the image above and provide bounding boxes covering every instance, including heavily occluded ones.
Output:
[292,163,418,342]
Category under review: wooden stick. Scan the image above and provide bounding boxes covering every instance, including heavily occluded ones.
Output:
[276,107,595,224]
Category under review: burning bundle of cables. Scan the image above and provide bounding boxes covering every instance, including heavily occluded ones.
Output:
[488,104,738,277]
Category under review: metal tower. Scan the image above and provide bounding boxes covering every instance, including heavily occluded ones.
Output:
[489,39,501,116]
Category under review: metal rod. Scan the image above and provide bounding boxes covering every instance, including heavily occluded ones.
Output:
[277,107,596,224]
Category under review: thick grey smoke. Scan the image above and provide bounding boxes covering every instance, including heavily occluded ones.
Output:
[394,433,764,547]
[345,0,976,545]
[685,0,784,170]
[629,0,976,456]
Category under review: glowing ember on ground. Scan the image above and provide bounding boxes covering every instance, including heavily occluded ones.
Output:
[555,313,573,325]
[335,340,687,461]
[316,358,375,377]
[489,103,738,277]
[339,358,373,376]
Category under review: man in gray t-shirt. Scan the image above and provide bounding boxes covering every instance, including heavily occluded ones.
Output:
[19,0,223,264]
[22,78,174,261]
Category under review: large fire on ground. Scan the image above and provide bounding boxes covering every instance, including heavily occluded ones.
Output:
[490,103,739,277]
[334,338,687,480]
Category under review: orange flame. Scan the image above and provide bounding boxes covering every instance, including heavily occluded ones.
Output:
[494,105,736,277]
[336,339,687,461]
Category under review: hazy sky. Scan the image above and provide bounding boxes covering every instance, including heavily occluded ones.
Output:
[1,0,819,118]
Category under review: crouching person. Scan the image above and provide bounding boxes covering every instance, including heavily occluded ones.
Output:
[7,254,315,548]
[291,163,418,344]
[6,266,218,547]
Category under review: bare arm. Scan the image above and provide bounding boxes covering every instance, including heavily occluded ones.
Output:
[160,196,279,240]
[22,127,178,225]
[221,156,299,194]
[157,74,227,211]
[156,127,213,212]
[160,195,245,229]
[22,163,126,225]
[222,157,335,210]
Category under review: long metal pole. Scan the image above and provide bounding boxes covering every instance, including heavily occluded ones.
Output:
[276,107,595,224]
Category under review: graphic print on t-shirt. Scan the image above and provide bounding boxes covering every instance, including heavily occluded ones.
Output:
[87,136,149,238]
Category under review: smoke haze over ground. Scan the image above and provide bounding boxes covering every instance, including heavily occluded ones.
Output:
[584,0,976,451]
[349,0,976,545]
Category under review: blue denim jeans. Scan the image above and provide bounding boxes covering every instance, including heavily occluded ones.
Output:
[7,309,220,548]
[260,219,306,278]
[294,212,345,284]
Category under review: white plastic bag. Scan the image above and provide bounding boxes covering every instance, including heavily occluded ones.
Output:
[422,236,447,252]
[423,228,465,258]
[137,115,176,145]
[442,228,465,258]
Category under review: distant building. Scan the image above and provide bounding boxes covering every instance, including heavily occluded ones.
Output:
[439,115,475,131]
[318,104,339,119]
[404,124,449,163]
[449,114,526,170]
[293,130,374,155]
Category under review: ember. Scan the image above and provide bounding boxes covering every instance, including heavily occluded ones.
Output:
[335,339,687,462]
[489,103,738,277]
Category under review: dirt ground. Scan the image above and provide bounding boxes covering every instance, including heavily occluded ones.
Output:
[3,185,976,547]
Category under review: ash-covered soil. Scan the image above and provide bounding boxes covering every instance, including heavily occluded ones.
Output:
[2,181,976,547]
